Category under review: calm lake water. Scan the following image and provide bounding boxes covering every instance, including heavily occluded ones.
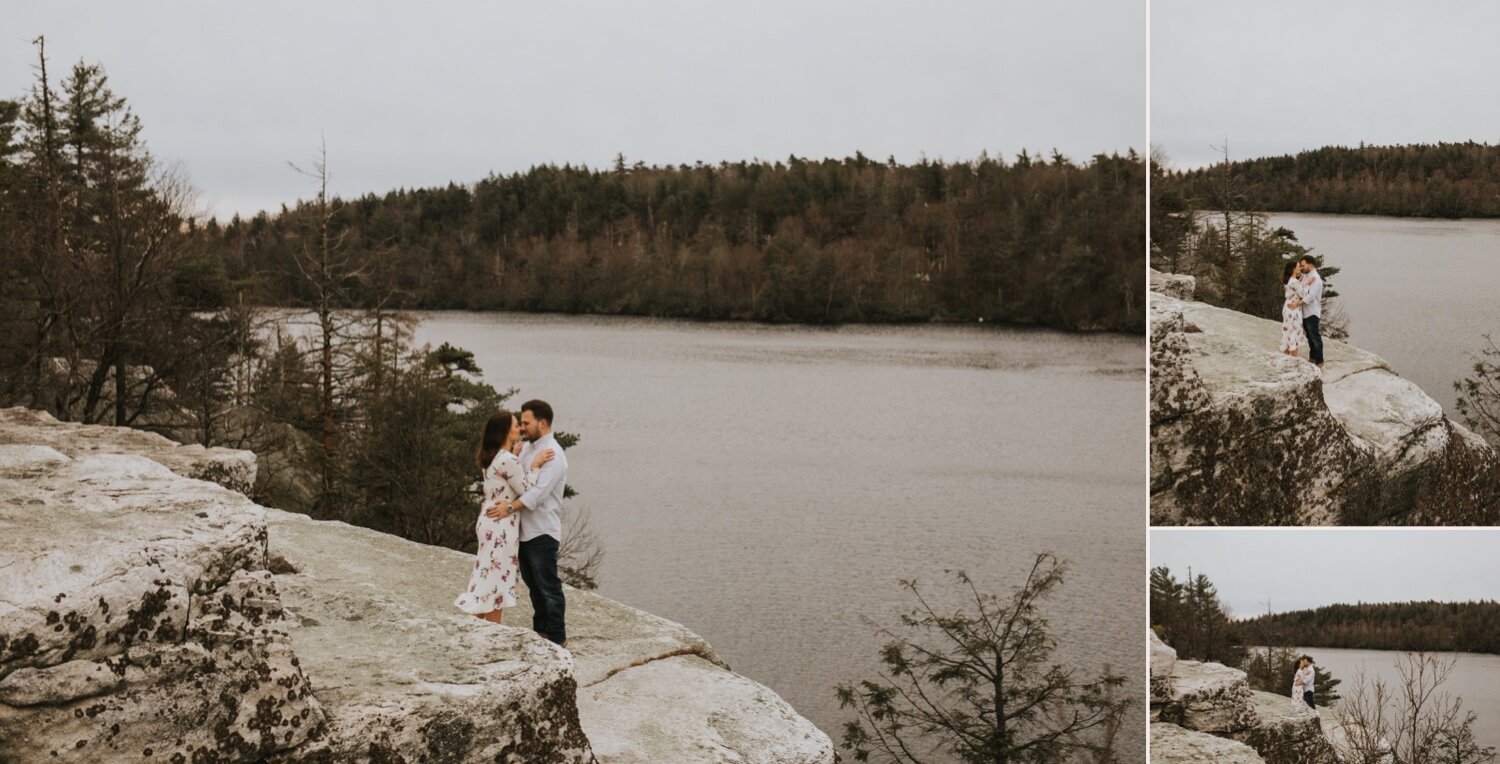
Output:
[1303,646,1500,752]
[410,312,1147,760]
[1267,213,1500,415]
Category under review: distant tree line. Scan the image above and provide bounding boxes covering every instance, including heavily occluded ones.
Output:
[1238,601,1500,655]
[201,149,1146,332]
[1172,142,1500,219]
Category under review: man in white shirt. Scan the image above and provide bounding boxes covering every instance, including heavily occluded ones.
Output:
[1297,256,1325,369]
[486,399,570,646]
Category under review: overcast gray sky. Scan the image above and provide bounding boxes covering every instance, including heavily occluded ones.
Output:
[1151,529,1500,618]
[1151,0,1500,170]
[3,1,1144,220]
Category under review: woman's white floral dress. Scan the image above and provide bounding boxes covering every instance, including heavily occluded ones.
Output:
[454,450,537,614]
[1280,276,1307,353]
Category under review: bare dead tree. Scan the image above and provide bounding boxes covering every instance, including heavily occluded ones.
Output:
[15,36,72,412]
[1335,653,1494,764]
[1335,668,1396,764]
[287,138,369,520]
[558,507,605,590]
[1198,139,1252,307]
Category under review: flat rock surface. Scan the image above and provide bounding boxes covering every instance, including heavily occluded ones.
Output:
[0,406,256,494]
[1151,722,1265,763]
[1246,689,1317,723]
[3,407,835,763]
[267,509,593,762]
[266,509,834,763]
[1150,269,1198,301]
[0,449,266,674]
[577,654,836,764]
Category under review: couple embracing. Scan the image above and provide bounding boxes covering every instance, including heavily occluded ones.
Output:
[454,399,571,649]
[1280,255,1325,369]
[1292,655,1317,710]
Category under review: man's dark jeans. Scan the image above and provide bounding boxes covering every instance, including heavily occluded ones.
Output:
[1304,691,1316,709]
[519,535,566,645]
[1302,315,1324,365]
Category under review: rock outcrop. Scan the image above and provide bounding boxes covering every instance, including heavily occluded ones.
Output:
[1149,635,1359,764]
[1149,271,1500,525]
[0,407,256,495]
[1155,660,1257,735]
[1,410,835,763]
[1234,691,1340,764]
[0,447,327,761]
[1150,723,1265,764]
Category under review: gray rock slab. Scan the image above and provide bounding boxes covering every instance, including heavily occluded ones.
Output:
[266,509,594,762]
[0,407,256,494]
[0,449,321,762]
[1162,660,1256,734]
[577,654,835,764]
[1150,722,1265,763]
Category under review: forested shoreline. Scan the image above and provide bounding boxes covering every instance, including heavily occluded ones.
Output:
[203,150,1146,332]
[1171,142,1500,219]
[1237,601,1500,655]
[1153,564,1500,658]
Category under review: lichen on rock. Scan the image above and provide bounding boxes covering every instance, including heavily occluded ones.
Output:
[0,448,323,762]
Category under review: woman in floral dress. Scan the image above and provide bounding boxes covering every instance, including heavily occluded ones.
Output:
[455,411,555,623]
[1280,259,1308,357]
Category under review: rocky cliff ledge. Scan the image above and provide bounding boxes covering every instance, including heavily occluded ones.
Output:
[1148,632,1376,764]
[0,407,834,763]
[1149,270,1500,525]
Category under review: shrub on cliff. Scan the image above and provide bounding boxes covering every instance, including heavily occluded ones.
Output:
[836,553,1132,763]
[1455,336,1500,448]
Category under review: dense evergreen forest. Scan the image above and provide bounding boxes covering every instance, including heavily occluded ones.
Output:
[1238,601,1500,655]
[203,150,1146,332]
[1172,142,1500,218]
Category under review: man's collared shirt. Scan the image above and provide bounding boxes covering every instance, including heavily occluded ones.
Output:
[1302,270,1324,318]
[516,433,568,542]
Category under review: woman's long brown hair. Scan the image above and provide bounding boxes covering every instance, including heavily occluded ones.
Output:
[476,411,515,470]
